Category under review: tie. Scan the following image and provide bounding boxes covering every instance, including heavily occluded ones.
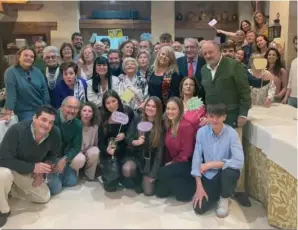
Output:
[188,59,194,77]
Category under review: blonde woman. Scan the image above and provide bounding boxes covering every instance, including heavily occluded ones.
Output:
[155,97,196,201]
[117,57,148,111]
[147,46,180,109]
[252,12,268,37]
[78,45,96,80]
[137,49,150,78]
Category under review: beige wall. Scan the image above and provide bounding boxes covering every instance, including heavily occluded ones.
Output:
[2,1,80,48]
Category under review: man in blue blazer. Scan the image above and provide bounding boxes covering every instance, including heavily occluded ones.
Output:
[177,38,206,99]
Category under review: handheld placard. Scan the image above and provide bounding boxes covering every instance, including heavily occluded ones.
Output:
[253,58,267,70]
[137,122,153,133]
[187,97,204,111]
[111,111,129,135]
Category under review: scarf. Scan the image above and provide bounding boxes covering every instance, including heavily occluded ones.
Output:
[74,78,86,102]
[45,66,60,90]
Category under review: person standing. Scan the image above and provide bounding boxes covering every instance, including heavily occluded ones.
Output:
[0,105,60,227]
[200,40,251,207]
[71,32,84,62]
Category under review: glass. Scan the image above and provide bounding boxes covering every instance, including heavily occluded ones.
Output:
[108,137,117,159]
[44,55,56,60]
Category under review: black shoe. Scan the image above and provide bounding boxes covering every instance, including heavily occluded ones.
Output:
[234,192,251,207]
[134,185,143,194]
[0,211,10,227]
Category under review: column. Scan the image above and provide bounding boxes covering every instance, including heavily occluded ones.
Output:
[151,1,175,44]
[269,0,297,68]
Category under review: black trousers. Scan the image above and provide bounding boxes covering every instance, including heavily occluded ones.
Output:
[155,162,196,202]
[194,168,240,215]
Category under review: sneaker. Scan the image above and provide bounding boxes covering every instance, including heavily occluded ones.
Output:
[216,197,229,218]
[234,192,251,207]
[0,211,10,227]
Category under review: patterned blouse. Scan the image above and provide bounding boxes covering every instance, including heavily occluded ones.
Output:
[116,74,148,110]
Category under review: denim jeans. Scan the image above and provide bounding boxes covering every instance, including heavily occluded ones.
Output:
[47,165,77,195]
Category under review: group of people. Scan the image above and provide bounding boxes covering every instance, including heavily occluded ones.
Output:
[0,9,297,227]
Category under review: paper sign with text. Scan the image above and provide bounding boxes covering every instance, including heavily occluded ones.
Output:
[111,111,129,125]
[208,19,217,27]
[137,122,153,133]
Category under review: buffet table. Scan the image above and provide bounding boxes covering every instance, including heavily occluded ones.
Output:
[243,103,297,229]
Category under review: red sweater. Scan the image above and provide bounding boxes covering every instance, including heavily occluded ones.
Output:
[164,118,196,163]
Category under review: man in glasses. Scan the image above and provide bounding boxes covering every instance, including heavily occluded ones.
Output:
[47,96,83,195]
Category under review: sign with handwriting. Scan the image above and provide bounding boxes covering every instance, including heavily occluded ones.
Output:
[111,111,129,125]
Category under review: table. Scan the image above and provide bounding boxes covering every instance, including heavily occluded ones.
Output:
[243,103,297,229]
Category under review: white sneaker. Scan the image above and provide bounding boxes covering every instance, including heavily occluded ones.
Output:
[216,197,229,218]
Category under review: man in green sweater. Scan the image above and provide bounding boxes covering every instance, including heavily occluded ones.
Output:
[199,41,252,208]
[47,96,82,195]
[0,105,61,227]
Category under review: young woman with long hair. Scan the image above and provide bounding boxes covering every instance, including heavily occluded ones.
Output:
[98,90,134,192]
[155,97,196,202]
[125,96,164,195]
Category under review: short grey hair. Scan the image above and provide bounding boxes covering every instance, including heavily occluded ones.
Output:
[61,96,80,106]
[184,38,199,48]
[122,57,139,72]
[201,40,220,51]
[136,49,151,61]
[43,46,59,57]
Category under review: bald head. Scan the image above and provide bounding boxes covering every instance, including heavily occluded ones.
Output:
[61,96,80,121]
[235,30,246,43]
[201,40,221,68]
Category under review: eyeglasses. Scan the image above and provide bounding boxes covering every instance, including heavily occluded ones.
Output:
[44,56,57,60]
[63,105,80,111]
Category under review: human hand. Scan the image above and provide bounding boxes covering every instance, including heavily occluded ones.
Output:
[32,173,44,187]
[132,135,145,146]
[199,117,208,126]
[200,163,209,174]
[264,98,272,107]
[193,187,208,209]
[281,97,288,104]
[107,146,116,156]
[53,158,67,173]
[143,176,155,183]
[237,116,247,127]
[115,133,125,142]
[33,162,52,174]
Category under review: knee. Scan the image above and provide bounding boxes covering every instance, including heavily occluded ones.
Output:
[86,147,100,163]
[0,167,13,183]
[122,161,136,178]
[33,187,51,203]
[71,153,86,171]
[47,175,63,196]
[63,168,78,187]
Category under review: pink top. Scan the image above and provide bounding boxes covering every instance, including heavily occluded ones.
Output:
[184,106,206,131]
[164,118,196,163]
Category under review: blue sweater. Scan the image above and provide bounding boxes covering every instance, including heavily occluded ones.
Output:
[4,65,51,121]
[52,77,87,109]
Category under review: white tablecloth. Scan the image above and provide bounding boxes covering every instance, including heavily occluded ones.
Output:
[243,103,297,178]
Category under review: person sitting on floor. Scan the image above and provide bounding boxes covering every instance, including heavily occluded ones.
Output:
[47,96,83,195]
[192,103,244,218]
[0,105,61,227]
[73,102,100,181]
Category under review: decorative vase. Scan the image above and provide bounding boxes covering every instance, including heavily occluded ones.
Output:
[232,14,238,21]
[200,11,208,22]
[216,14,222,21]
[176,13,183,21]
[222,11,228,21]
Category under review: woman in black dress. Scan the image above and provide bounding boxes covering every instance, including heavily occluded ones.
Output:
[125,96,164,195]
[98,90,134,192]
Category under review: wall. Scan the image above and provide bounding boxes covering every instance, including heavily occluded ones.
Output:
[1,1,80,48]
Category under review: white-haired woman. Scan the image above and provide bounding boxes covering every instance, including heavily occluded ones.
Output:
[117,57,148,112]
[146,46,180,109]
[78,45,96,80]
[43,46,63,106]
[137,49,150,78]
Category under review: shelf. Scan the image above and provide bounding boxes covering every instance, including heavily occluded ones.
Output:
[175,21,239,30]
[79,19,151,29]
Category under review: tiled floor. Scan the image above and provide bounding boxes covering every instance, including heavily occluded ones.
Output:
[4,180,274,229]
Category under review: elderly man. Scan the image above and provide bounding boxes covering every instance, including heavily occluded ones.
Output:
[177,38,206,99]
[0,105,60,227]
[34,39,47,72]
[200,40,251,207]
[47,96,83,195]
[43,46,62,106]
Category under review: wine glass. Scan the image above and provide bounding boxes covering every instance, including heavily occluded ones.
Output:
[108,137,117,159]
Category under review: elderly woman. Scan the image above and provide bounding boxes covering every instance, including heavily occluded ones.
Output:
[53,62,87,109]
[147,46,180,109]
[87,56,119,108]
[137,49,150,78]
[78,45,96,80]
[1,46,50,122]
[117,57,148,112]
[43,46,63,106]
[93,41,107,58]
[60,42,75,63]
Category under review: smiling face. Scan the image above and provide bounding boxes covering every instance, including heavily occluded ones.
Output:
[202,42,221,67]
[255,12,264,25]
[63,67,76,87]
[33,112,55,136]
[207,113,226,130]
[18,49,35,69]
[44,51,58,67]
[256,36,267,49]
[140,40,150,51]
[235,50,245,62]
[73,35,83,50]
[35,41,45,58]
[124,60,137,75]
[122,42,134,58]
[246,32,256,44]
[62,45,73,59]
[108,52,120,70]
[157,49,170,66]
[235,30,245,43]
[267,50,278,64]
[105,96,119,113]
[241,21,251,32]
[222,48,235,59]
[80,105,93,124]
[166,101,179,121]
[61,97,80,121]
[94,42,106,56]
[184,39,198,60]
[145,99,157,118]
[83,47,95,63]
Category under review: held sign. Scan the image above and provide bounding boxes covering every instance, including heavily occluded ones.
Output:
[111,111,129,125]
[137,122,153,132]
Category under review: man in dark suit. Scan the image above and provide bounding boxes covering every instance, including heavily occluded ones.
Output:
[177,38,206,99]
[200,40,252,208]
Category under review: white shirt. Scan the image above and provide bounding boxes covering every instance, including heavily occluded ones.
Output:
[175,51,184,59]
[287,57,297,98]
[206,55,223,81]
